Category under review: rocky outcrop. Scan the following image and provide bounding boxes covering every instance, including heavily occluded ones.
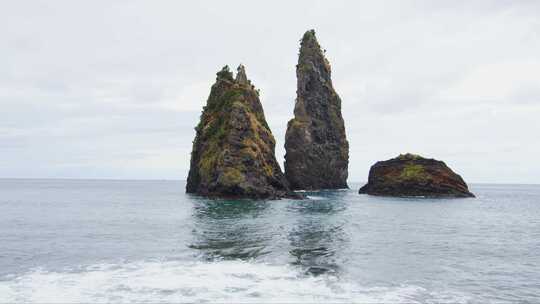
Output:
[186,65,300,199]
[359,153,475,198]
[284,30,349,190]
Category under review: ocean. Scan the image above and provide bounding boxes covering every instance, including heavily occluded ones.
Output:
[0,179,539,303]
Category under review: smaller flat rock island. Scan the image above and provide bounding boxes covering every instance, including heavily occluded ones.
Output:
[359,154,474,198]
[186,65,299,199]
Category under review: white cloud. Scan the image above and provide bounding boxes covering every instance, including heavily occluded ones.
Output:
[441,62,540,102]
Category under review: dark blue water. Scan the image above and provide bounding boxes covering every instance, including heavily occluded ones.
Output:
[1,179,539,302]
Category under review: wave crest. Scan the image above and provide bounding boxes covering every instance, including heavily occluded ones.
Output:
[0,260,467,303]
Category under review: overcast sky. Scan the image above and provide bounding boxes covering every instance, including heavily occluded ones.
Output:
[1,1,539,184]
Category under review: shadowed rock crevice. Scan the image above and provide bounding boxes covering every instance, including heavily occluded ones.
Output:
[284,30,349,190]
[359,153,475,198]
[187,65,299,199]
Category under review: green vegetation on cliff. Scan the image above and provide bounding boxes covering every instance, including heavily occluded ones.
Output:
[186,65,297,199]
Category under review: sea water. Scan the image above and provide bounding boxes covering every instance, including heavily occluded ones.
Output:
[0,179,539,302]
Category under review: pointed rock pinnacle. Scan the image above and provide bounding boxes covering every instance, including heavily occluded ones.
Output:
[235,64,249,85]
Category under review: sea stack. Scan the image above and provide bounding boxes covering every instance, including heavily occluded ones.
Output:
[284,30,349,190]
[186,65,298,199]
[359,153,475,198]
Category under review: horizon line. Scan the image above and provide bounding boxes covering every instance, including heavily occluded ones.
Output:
[0,177,538,186]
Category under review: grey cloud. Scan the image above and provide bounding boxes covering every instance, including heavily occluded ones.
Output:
[1,1,539,183]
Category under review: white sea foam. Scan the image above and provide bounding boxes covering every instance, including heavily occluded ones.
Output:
[0,260,468,303]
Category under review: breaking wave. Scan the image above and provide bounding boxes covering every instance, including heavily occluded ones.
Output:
[0,260,467,303]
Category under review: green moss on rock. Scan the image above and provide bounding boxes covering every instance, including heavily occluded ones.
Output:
[398,153,422,161]
[399,164,429,181]
[218,168,245,186]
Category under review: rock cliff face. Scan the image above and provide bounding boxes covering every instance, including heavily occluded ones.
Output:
[284,30,349,190]
[186,65,299,199]
[359,153,475,198]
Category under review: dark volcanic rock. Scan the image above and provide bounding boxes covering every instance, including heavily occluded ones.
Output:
[284,30,349,190]
[186,65,300,199]
[359,153,475,198]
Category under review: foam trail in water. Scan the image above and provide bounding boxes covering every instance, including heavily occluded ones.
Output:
[0,260,467,303]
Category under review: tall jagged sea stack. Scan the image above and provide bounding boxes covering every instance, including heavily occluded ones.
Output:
[186,65,298,199]
[284,30,349,190]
